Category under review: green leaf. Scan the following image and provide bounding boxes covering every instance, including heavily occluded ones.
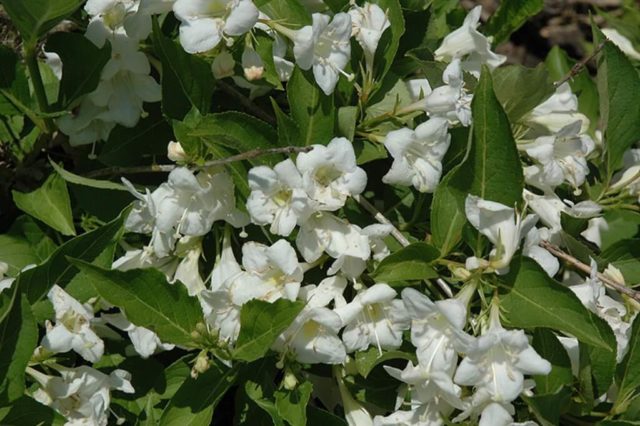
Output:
[254,31,283,90]
[593,31,640,174]
[431,68,523,253]
[337,106,358,141]
[271,99,300,147]
[71,261,203,348]
[50,160,128,191]
[1,0,83,46]
[371,242,440,282]
[12,206,126,304]
[531,328,574,394]
[371,0,405,79]
[274,381,313,426]
[307,405,348,426]
[484,0,544,45]
[234,299,305,362]
[615,312,640,412]
[12,173,75,236]
[287,68,336,146]
[45,32,111,109]
[0,395,64,425]
[600,239,640,284]
[355,347,417,378]
[159,360,238,426]
[599,210,640,251]
[0,295,37,403]
[501,258,617,352]
[152,19,215,119]
[99,108,174,166]
[522,387,572,426]
[492,63,555,122]
[0,235,40,277]
[255,0,311,27]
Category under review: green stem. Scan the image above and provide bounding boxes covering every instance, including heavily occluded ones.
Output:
[24,45,54,133]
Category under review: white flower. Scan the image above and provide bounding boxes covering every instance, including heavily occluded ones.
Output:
[602,28,640,61]
[102,311,174,358]
[522,227,559,277]
[242,46,264,81]
[479,402,538,426]
[212,50,236,79]
[337,373,374,426]
[30,365,134,426]
[348,2,390,70]
[434,6,506,77]
[85,0,152,44]
[246,159,311,236]
[610,149,640,199]
[293,13,352,95]
[296,137,367,211]
[173,0,259,53]
[580,217,609,248]
[382,117,451,193]
[0,261,15,293]
[454,304,551,419]
[406,78,432,102]
[56,97,116,146]
[300,275,348,309]
[172,238,207,295]
[41,285,104,363]
[569,260,634,361]
[239,239,304,303]
[273,34,294,81]
[272,306,347,364]
[465,195,538,273]
[327,223,393,278]
[522,121,595,192]
[296,212,370,264]
[423,59,472,126]
[523,83,590,137]
[335,283,410,353]
[167,141,187,162]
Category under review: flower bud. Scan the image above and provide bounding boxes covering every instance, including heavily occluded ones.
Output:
[242,47,264,81]
[212,51,235,79]
[283,371,298,390]
[191,351,210,379]
[167,141,187,162]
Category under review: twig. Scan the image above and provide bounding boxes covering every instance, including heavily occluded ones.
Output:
[85,146,312,178]
[540,240,640,302]
[554,41,606,88]
[217,80,276,125]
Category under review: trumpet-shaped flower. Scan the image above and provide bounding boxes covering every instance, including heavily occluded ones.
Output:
[335,283,410,353]
[523,83,590,138]
[296,137,367,211]
[41,285,104,363]
[296,212,370,264]
[522,121,595,192]
[434,6,506,77]
[382,117,451,193]
[522,227,560,277]
[102,311,174,358]
[465,195,538,273]
[327,223,393,278]
[30,365,134,426]
[246,159,312,236]
[423,59,472,126]
[454,304,551,416]
[172,238,207,295]
[239,239,304,302]
[293,13,352,95]
[173,0,259,53]
[348,2,390,69]
[601,28,640,61]
[272,306,347,364]
[610,149,640,201]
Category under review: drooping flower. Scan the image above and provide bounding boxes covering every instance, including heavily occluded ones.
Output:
[522,121,595,192]
[246,158,311,236]
[173,0,259,53]
[433,6,506,77]
[296,137,367,211]
[453,303,551,422]
[335,283,410,353]
[29,365,134,426]
[41,285,104,363]
[348,2,390,70]
[293,12,352,95]
[382,117,451,193]
[423,59,473,126]
[102,311,174,358]
[464,195,537,273]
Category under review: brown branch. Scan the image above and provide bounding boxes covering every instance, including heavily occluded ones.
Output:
[540,240,640,302]
[554,41,606,88]
[84,146,312,178]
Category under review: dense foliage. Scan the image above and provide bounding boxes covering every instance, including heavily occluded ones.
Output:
[1,0,640,425]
